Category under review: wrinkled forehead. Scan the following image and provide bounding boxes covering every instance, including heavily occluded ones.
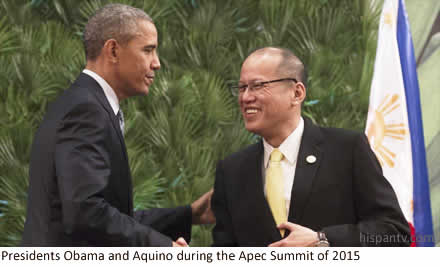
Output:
[134,20,157,37]
[127,20,158,47]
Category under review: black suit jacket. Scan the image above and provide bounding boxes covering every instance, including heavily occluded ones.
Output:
[22,73,191,246]
[212,117,410,246]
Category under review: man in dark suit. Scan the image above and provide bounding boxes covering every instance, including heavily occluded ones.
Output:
[22,4,213,247]
[212,47,410,247]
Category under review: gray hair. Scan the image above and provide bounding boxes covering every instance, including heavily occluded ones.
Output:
[83,3,153,60]
[251,47,307,88]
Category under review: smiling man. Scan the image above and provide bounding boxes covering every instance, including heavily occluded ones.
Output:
[22,4,214,247]
[211,47,410,247]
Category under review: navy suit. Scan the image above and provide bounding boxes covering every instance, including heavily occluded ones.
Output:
[22,73,191,246]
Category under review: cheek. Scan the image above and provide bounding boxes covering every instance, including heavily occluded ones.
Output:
[263,98,288,115]
[128,53,144,69]
[141,54,154,68]
[238,96,244,106]
[133,56,144,70]
[260,88,273,97]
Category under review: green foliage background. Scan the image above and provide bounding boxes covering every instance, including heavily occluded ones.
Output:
[0,0,400,246]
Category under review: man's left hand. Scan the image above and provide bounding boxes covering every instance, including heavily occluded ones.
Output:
[191,189,215,225]
[268,222,318,247]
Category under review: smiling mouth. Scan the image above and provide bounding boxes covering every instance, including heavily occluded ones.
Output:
[145,76,154,84]
[245,109,258,114]
[243,108,260,117]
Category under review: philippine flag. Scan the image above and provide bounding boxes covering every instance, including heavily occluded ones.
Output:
[366,0,435,246]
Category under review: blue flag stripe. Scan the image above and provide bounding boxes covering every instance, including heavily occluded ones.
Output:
[396,0,435,247]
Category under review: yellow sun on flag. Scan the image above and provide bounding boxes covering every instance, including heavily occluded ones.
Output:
[367,94,407,168]
[384,12,393,26]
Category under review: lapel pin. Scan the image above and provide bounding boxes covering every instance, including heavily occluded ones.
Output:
[306,155,316,164]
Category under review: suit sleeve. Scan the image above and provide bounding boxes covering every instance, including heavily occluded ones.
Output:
[322,133,411,246]
[55,102,175,246]
[211,160,238,246]
[134,206,192,242]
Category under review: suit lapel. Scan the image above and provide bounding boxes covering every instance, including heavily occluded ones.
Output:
[75,73,133,212]
[288,117,324,223]
[239,141,283,243]
[78,74,128,158]
[90,79,126,151]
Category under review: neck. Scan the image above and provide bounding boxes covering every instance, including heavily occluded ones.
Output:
[85,61,125,101]
[263,115,301,147]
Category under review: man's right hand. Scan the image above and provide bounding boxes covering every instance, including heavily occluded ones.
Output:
[191,189,216,225]
[172,237,188,247]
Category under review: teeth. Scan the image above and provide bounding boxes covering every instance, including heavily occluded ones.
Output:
[246,109,258,114]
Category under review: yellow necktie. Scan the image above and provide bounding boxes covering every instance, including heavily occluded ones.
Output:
[266,148,287,236]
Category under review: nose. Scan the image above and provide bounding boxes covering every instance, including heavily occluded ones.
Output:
[151,51,160,70]
[240,88,256,103]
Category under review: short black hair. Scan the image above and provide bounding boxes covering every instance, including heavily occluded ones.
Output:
[83,3,153,60]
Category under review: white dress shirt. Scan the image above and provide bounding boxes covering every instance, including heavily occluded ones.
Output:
[82,69,120,115]
[262,116,304,216]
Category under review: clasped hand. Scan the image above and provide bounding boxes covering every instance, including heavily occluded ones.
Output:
[173,189,216,247]
[269,222,318,247]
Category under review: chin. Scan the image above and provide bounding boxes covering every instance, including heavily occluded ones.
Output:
[244,123,261,136]
[137,86,150,95]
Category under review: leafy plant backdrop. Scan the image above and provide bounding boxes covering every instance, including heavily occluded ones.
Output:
[0,0,437,246]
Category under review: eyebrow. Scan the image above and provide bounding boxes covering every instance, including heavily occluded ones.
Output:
[143,44,157,50]
[239,79,264,84]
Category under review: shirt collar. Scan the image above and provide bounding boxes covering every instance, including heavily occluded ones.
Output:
[83,69,120,115]
[263,116,304,168]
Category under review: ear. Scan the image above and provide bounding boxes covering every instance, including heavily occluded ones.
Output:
[102,39,119,63]
[291,82,306,106]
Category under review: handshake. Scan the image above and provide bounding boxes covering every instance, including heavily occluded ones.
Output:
[173,189,215,247]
